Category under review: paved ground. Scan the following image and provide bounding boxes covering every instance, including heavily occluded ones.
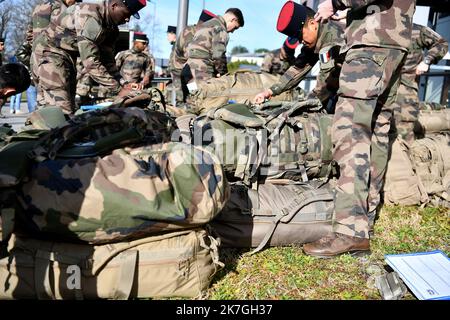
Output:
[0,102,30,132]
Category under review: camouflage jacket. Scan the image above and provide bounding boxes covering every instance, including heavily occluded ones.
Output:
[401,23,448,90]
[332,0,415,52]
[270,21,345,103]
[31,0,68,56]
[16,38,32,68]
[44,0,120,93]
[187,15,229,75]
[171,25,197,73]
[261,49,289,75]
[116,47,155,85]
[167,42,176,74]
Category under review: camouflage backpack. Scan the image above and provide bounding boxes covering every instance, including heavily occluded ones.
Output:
[410,133,450,207]
[190,70,297,114]
[383,137,429,206]
[176,99,336,186]
[414,108,450,138]
[0,107,228,250]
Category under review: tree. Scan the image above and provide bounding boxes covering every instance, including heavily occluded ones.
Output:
[254,48,269,54]
[0,0,41,59]
[227,60,257,74]
[231,45,249,55]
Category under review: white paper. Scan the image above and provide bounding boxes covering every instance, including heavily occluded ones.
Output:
[385,251,450,300]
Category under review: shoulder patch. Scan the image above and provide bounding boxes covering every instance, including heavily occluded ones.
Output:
[80,16,102,42]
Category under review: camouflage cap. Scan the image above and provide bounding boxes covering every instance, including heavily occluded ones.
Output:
[122,0,146,19]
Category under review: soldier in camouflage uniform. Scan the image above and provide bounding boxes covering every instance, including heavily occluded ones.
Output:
[260,40,297,76]
[169,10,216,105]
[302,0,415,257]
[115,32,154,90]
[28,0,78,108]
[38,0,146,114]
[254,5,344,111]
[181,8,245,93]
[392,23,448,144]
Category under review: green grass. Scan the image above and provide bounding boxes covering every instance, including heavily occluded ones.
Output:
[201,205,449,300]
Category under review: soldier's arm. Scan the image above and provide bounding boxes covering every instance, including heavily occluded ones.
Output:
[331,0,379,10]
[77,17,120,95]
[269,47,318,96]
[101,41,121,80]
[212,29,228,76]
[419,25,448,64]
[142,55,155,86]
[16,24,33,68]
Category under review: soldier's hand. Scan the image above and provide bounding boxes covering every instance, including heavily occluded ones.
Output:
[118,87,133,97]
[416,61,430,75]
[331,9,348,21]
[315,0,335,22]
[253,89,273,105]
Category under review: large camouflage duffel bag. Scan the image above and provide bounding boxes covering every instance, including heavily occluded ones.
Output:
[190,70,296,114]
[10,142,229,244]
[410,133,450,207]
[383,137,429,206]
[177,99,336,185]
[0,229,223,299]
[414,109,450,137]
[209,180,334,254]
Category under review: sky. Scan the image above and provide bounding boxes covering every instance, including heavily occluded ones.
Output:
[134,0,290,59]
[133,1,431,60]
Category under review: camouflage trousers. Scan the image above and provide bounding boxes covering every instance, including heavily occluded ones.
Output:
[332,47,406,239]
[391,82,419,144]
[187,59,214,83]
[38,50,77,114]
[76,73,111,100]
[168,70,184,105]
[30,50,47,108]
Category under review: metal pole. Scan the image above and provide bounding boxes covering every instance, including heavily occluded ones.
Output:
[172,0,189,106]
[176,0,189,37]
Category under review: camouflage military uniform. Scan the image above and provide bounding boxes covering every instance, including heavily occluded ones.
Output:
[269,21,345,105]
[186,16,229,83]
[169,25,197,103]
[116,47,155,86]
[330,0,415,239]
[39,1,121,114]
[261,49,289,75]
[392,23,448,143]
[30,0,70,108]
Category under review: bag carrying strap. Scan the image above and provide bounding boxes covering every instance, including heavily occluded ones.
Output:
[250,187,333,255]
[113,250,138,300]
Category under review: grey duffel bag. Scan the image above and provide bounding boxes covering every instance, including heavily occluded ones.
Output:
[209,180,334,254]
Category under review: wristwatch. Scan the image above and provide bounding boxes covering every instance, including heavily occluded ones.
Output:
[424,57,432,65]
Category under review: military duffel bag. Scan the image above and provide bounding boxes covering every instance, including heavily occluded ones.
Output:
[410,133,450,207]
[414,109,450,137]
[0,229,223,299]
[190,70,296,114]
[383,137,429,206]
[10,142,229,244]
[209,180,334,254]
[187,99,336,185]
